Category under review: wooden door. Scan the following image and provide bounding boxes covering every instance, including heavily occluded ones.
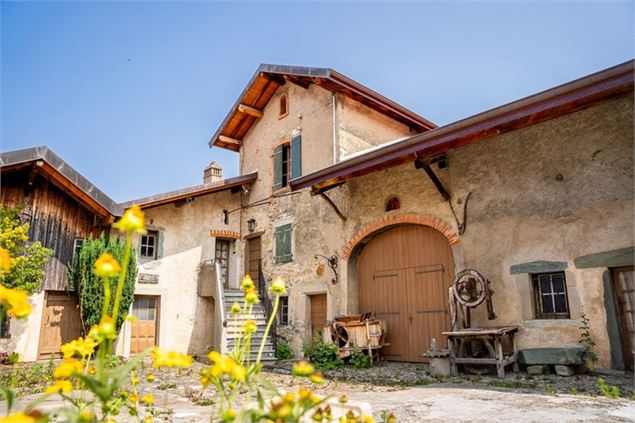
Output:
[130,296,159,354]
[38,291,82,359]
[215,239,231,289]
[246,236,262,287]
[612,266,634,370]
[310,294,327,340]
[357,225,455,362]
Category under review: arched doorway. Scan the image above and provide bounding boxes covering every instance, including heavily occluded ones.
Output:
[357,225,455,362]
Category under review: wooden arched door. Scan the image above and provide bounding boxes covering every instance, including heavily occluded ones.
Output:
[357,225,455,362]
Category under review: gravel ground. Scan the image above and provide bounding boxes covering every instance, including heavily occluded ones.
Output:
[2,360,634,422]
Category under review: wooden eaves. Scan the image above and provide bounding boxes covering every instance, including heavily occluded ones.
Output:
[290,60,635,194]
[208,64,437,152]
[0,146,120,218]
[120,172,258,210]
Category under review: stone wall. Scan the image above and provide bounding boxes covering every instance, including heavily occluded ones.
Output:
[247,94,633,368]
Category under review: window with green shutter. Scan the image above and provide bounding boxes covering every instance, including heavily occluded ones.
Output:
[272,137,301,191]
[274,223,293,263]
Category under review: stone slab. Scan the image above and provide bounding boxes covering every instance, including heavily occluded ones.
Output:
[518,348,584,365]
[526,365,544,375]
[510,261,568,275]
[574,247,634,269]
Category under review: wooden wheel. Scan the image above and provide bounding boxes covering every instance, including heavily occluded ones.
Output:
[453,269,488,308]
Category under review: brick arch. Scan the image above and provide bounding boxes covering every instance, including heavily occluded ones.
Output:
[343,213,459,261]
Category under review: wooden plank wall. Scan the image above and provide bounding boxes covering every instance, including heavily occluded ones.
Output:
[1,169,106,290]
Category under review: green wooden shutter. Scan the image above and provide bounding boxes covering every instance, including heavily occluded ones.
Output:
[290,136,302,180]
[273,145,283,190]
[275,223,293,263]
[157,231,164,259]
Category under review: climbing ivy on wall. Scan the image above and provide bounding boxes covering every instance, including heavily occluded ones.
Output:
[68,235,137,335]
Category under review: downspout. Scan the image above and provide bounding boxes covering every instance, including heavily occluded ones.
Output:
[332,93,339,164]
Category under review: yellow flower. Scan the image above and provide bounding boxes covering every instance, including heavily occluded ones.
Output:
[131,374,140,386]
[97,316,116,340]
[230,302,241,315]
[53,358,83,379]
[45,379,73,394]
[244,289,259,304]
[152,347,193,368]
[221,408,237,422]
[93,253,121,278]
[270,277,287,295]
[60,336,98,358]
[208,351,247,381]
[0,248,11,273]
[141,394,154,406]
[242,319,257,334]
[143,417,153,423]
[78,409,94,422]
[363,416,376,423]
[338,394,348,404]
[292,360,314,377]
[146,373,155,382]
[87,365,96,375]
[385,413,397,423]
[240,275,255,291]
[125,314,138,323]
[129,391,139,403]
[113,205,147,234]
[0,284,32,319]
[0,411,36,423]
[310,372,325,384]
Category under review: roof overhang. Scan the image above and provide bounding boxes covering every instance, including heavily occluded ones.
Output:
[290,60,635,194]
[209,64,437,151]
[120,172,258,210]
[0,146,120,217]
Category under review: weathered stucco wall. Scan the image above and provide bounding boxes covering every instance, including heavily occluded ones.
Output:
[116,190,243,357]
[336,94,415,160]
[265,95,633,368]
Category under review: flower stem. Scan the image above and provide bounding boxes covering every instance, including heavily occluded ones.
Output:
[111,234,132,325]
[256,293,279,364]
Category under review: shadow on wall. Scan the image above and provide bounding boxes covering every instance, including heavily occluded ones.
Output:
[187,296,216,357]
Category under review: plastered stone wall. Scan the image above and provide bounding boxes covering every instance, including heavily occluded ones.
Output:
[336,94,415,160]
[0,291,45,361]
[116,190,243,357]
[249,95,633,367]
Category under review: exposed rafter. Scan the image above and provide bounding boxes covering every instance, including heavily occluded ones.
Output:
[238,104,264,118]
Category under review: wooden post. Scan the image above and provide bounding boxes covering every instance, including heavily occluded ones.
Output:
[512,332,519,373]
[448,337,458,376]
[495,337,505,378]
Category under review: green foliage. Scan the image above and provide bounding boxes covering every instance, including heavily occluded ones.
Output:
[0,206,52,294]
[349,346,372,369]
[545,384,556,396]
[598,378,620,399]
[302,337,343,371]
[275,341,293,360]
[578,309,598,373]
[68,235,137,334]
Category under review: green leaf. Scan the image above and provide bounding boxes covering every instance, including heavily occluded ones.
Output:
[0,387,14,414]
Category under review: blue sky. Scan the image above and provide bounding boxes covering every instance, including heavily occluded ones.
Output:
[2,1,633,202]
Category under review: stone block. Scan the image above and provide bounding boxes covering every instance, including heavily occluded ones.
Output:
[518,348,584,365]
[526,365,544,375]
[555,364,575,376]
[429,357,451,377]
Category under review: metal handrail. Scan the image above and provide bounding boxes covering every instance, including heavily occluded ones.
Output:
[257,259,277,348]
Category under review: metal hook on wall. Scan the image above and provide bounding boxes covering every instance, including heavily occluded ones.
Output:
[314,254,339,285]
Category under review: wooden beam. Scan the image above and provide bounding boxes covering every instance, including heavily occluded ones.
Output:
[218,135,242,147]
[319,192,347,221]
[238,104,263,118]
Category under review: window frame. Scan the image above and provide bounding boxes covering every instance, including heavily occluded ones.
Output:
[532,271,571,319]
[140,230,158,260]
[278,296,289,326]
[72,238,85,262]
[279,93,289,119]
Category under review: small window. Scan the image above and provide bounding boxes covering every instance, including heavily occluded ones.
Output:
[279,93,288,118]
[273,136,302,191]
[532,272,570,319]
[274,223,293,263]
[140,231,158,260]
[278,296,289,325]
[386,196,400,212]
[73,238,84,261]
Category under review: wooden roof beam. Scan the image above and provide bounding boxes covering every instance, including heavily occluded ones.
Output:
[238,104,264,118]
[217,135,243,148]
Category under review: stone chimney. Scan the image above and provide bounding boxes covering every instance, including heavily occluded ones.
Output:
[203,161,223,184]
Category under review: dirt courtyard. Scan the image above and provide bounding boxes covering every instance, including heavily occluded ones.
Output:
[3,361,634,422]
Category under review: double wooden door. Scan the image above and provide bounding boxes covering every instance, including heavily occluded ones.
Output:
[357,225,455,362]
[612,267,634,370]
[38,291,82,359]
